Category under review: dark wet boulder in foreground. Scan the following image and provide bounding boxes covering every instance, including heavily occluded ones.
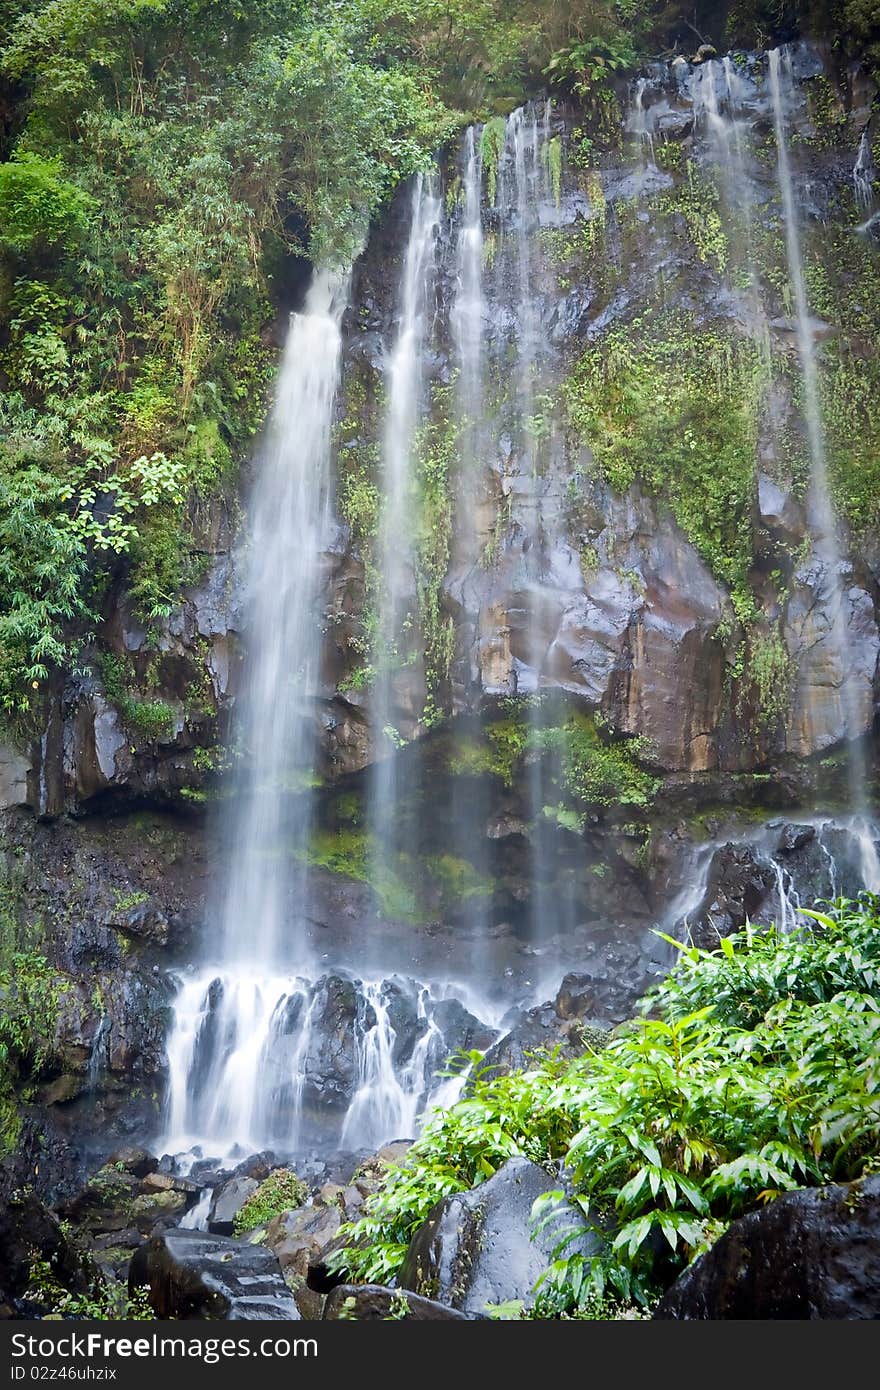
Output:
[399,1156,599,1314]
[656,1176,880,1319]
[129,1228,298,1320]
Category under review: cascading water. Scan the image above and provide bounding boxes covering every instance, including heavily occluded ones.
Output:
[162,269,350,1155]
[689,57,770,353]
[219,267,348,968]
[854,127,875,210]
[369,173,442,890]
[163,192,497,1165]
[768,48,874,829]
[448,127,494,955]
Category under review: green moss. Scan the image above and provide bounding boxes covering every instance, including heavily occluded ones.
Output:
[111,888,148,912]
[657,160,728,272]
[425,854,493,909]
[737,628,793,732]
[545,135,563,208]
[232,1169,308,1236]
[0,950,70,1155]
[97,650,177,742]
[564,312,765,615]
[414,386,458,717]
[533,710,659,811]
[480,117,507,204]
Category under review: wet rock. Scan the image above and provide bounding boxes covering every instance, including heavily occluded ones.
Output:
[757,474,805,543]
[63,1165,140,1235]
[112,903,172,945]
[130,1188,188,1233]
[129,1228,299,1320]
[108,1147,158,1179]
[399,1157,599,1314]
[231,1150,278,1183]
[656,1177,880,1319]
[776,823,817,856]
[0,1184,94,1308]
[324,1284,480,1320]
[265,1202,342,1286]
[690,842,777,944]
[140,1171,200,1196]
[0,743,29,809]
[208,1176,259,1235]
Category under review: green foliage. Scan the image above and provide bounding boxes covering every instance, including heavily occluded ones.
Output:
[0,152,95,255]
[232,1168,308,1235]
[564,313,765,612]
[532,710,658,810]
[334,899,880,1311]
[0,950,69,1155]
[0,443,90,720]
[658,160,728,272]
[26,1257,153,1320]
[97,651,177,741]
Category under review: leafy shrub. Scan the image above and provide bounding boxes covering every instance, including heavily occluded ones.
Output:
[232,1169,308,1235]
[333,899,880,1310]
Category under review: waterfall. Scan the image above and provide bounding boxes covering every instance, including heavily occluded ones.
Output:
[218,268,348,968]
[854,127,875,210]
[162,967,492,1159]
[690,58,769,351]
[86,1014,108,1094]
[768,48,871,807]
[629,76,655,165]
[448,127,493,954]
[162,271,348,1153]
[369,173,442,884]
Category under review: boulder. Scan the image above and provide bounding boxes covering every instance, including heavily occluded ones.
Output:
[655,1177,880,1319]
[129,1228,299,1320]
[324,1284,480,1321]
[208,1176,259,1235]
[130,1188,188,1233]
[108,1147,159,1179]
[689,842,777,944]
[399,1157,598,1314]
[265,1202,342,1285]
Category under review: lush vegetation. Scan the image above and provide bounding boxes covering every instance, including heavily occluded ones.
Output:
[0,948,69,1154]
[332,899,880,1312]
[232,1168,308,1235]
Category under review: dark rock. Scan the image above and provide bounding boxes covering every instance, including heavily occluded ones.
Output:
[555,972,597,1020]
[265,1202,342,1287]
[63,1165,140,1235]
[129,1228,299,1320]
[756,474,805,544]
[656,1177,880,1319]
[324,1284,480,1320]
[208,1176,259,1235]
[399,1157,598,1314]
[231,1150,278,1183]
[690,842,777,945]
[131,1188,189,1233]
[140,1171,200,1196]
[776,823,817,856]
[0,1184,94,1306]
[108,1147,158,1179]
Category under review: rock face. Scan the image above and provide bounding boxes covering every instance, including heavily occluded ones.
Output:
[399,1157,598,1314]
[129,1228,299,1320]
[207,1176,259,1235]
[323,1284,479,1321]
[655,1177,880,1319]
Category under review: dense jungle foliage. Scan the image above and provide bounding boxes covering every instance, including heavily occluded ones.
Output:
[0,0,877,729]
[331,899,880,1313]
